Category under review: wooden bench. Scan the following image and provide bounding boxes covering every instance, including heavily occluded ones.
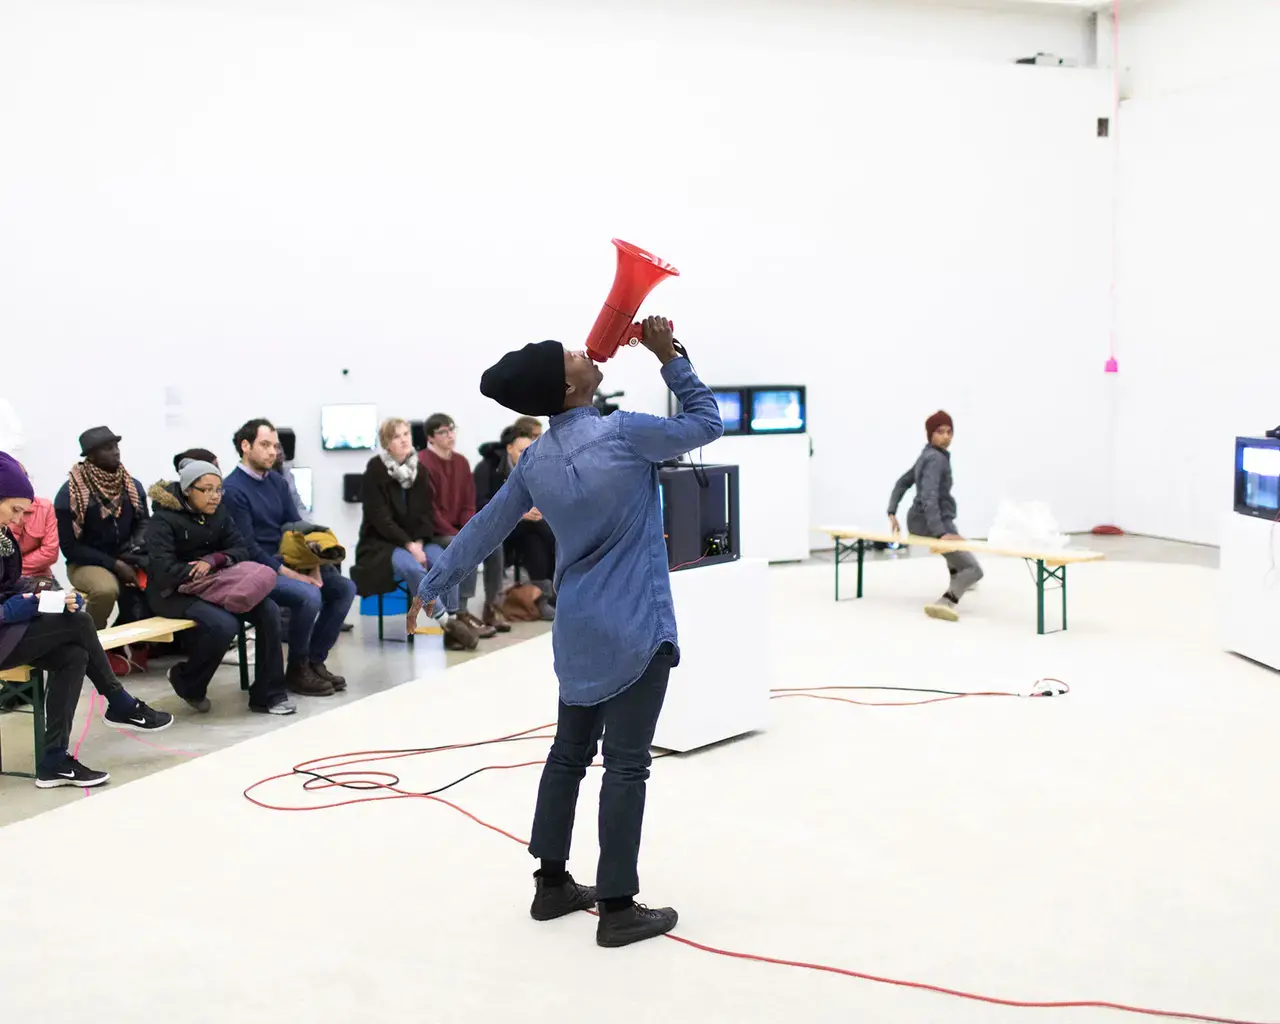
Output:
[0,616,206,778]
[819,526,1105,635]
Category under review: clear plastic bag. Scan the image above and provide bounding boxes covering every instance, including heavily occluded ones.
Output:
[987,500,1068,551]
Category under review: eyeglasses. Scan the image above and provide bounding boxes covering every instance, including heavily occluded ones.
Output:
[433,426,456,437]
[191,485,224,496]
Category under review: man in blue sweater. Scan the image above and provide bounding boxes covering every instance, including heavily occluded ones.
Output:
[223,418,355,696]
[410,317,723,949]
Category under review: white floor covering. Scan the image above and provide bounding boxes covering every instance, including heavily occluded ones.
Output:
[1,555,1278,1024]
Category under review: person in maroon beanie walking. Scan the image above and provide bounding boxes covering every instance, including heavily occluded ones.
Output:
[887,410,984,621]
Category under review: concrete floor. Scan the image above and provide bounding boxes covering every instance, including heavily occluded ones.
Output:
[3,546,1276,1024]
[0,606,549,825]
[0,532,1212,826]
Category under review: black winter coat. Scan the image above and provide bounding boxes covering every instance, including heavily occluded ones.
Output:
[473,441,509,511]
[53,477,150,570]
[351,457,435,597]
[144,480,253,617]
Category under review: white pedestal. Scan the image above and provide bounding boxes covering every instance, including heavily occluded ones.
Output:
[1220,511,1280,671]
[702,433,810,563]
[653,557,771,752]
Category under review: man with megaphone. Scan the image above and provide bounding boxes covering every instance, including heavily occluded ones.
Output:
[409,315,723,948]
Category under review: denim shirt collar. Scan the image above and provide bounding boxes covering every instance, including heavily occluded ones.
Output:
[550,406,601,428]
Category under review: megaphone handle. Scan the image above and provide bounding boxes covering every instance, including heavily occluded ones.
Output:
[626,319,674,344]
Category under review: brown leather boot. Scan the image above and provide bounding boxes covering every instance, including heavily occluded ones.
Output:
[442,617,480,651]
[310,662,347,692]
[457,610,497,639]
[286,661,334,696]
[482,603,512,633]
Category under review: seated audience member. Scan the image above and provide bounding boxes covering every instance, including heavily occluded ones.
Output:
[223,418,355,697]
[418,413,495,640]
[476,424,556,620]
[352,418,479,650]
[8,467,58,579]
[271,436,306,514]
[174,448,220,474]
[513,415,543,440]
[147,459,293,715]
[0,453,173,789]
[55,427,152,629]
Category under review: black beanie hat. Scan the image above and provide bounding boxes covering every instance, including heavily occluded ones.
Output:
[480,340,567,417]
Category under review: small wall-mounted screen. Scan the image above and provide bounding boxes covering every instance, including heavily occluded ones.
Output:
[291,466,314,513]
[712,390,745,433]
[321,404,377,451]
[749,387,806,434]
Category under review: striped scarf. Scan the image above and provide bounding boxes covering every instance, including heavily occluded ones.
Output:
[67,461,142,538]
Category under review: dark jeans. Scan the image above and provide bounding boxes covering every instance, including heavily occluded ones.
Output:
[0,612,126,766]
[528,643,675,900]
[512,519,556,583]
[174,597,285,708]
[270,565,356,665]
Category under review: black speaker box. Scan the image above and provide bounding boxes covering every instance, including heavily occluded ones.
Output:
[343,473,363,503]
[657,463,740,571]
[410,420,427,450]
[277,427,296,462]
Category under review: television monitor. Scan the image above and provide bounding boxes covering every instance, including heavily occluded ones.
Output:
[291,466,314,513]
[711,389,747,434]
[321,404,377,451]
[667,387,747,435]
[1234,437,1280,520]
[748,386,806,434]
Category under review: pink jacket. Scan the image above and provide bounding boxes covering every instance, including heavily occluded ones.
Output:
[10,496,59,577]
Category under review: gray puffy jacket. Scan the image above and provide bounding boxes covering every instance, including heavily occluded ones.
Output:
[887,445,956,538]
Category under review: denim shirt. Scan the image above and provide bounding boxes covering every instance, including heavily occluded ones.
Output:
[417,356,723,706]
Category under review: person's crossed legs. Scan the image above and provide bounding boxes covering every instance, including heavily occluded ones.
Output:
[0,611,173,788]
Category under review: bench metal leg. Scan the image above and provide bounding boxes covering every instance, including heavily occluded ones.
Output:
[237,625,250,691]
[377,592,385,641]
[1034,559,1068,635]
[834,538,866,602]
[0,671,45,779]
[403,583,415,645]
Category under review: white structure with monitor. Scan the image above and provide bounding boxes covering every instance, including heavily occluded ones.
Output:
[1220,436,1280,670]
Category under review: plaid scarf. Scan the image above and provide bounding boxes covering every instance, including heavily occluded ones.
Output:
[67,461,142,538]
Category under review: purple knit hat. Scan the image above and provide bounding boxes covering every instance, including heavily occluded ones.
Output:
[0,452,35,501]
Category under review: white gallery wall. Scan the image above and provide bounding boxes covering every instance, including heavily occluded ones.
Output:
[1112,0,1280,544]
[0,0,1113,555]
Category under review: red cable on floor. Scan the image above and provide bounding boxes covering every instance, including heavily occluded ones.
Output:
[240,682,1275,1024]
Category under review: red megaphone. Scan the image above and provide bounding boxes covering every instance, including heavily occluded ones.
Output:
[584,239,680,362]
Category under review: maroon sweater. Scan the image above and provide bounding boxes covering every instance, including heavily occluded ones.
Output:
[419,448,475,537]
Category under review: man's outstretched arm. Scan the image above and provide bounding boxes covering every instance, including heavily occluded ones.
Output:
[618,317,724,463]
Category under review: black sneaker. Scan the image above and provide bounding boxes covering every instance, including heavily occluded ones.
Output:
[529,873,597,922]
[35,756,110,789]
[102,700,175,732]
[596,902,679,948]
